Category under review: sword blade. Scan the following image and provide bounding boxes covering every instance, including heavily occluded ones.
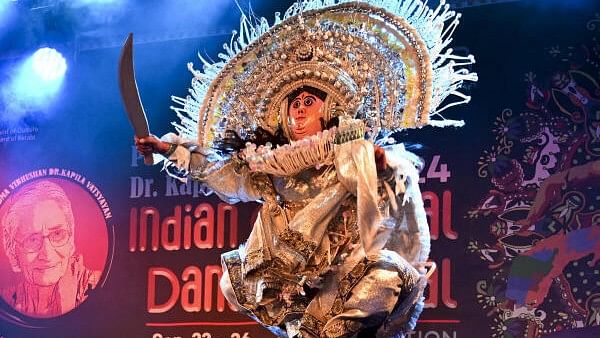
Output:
[118,33,150,137]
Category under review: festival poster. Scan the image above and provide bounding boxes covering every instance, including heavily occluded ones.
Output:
[1,1,599,338]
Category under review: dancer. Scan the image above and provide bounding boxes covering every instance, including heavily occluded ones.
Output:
[131,1,477,336]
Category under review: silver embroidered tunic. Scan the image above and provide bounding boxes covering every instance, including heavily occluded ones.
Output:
[174,138,430,338]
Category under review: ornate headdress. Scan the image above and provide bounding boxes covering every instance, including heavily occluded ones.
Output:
[171,0,477,149]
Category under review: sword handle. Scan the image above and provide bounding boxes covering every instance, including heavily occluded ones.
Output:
[144,154,153,165]
[134,135,160,166]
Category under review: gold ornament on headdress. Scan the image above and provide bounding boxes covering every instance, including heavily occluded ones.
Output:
[171,0,477,148]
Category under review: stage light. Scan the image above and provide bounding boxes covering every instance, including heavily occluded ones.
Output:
[0,47,67,119]
[31,47,67,82]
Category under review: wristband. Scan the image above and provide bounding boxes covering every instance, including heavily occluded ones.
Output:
[164,143,178,157]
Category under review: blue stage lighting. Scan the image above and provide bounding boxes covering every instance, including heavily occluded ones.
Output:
[0,0,12,26]
[75,0,121,4]
[1,48,67,118]
[31,47,67,82]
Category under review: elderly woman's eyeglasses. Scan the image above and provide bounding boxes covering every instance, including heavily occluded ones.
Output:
[17,228,72,253]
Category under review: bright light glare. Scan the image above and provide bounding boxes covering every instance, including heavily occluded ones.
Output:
[1,48,68,119]
[31,47,68,81]
[0,0,13,28]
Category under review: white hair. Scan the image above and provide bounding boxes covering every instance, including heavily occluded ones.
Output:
[2,180,75,272]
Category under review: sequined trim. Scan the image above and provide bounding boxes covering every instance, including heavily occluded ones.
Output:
[299,257,371,336]
[268,296,310,327]
[336,258,370,303]
[322,319,364,338]
[222,250,248,306]
[279,228,318,262]
[301,313,325,337]
[244,250,271,276]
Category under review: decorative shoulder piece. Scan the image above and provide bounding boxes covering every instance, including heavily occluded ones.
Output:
[243,127,337,176]
[242,117,366,176]
[171,0,477,148]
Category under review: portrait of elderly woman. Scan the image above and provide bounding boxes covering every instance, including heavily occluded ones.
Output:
[0,180,102,318]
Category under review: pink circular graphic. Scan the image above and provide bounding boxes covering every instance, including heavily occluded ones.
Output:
[0,177,108,318]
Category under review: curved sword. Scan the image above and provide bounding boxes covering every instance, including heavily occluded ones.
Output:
[118,33,153,165]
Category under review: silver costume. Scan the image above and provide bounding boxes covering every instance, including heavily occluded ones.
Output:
[152,0,477,336]
[167,137,429,337]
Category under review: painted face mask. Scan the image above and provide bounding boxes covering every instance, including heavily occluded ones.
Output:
[288,91,325,141]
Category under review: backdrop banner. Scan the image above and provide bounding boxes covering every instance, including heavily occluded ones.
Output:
[1,1,599,337]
